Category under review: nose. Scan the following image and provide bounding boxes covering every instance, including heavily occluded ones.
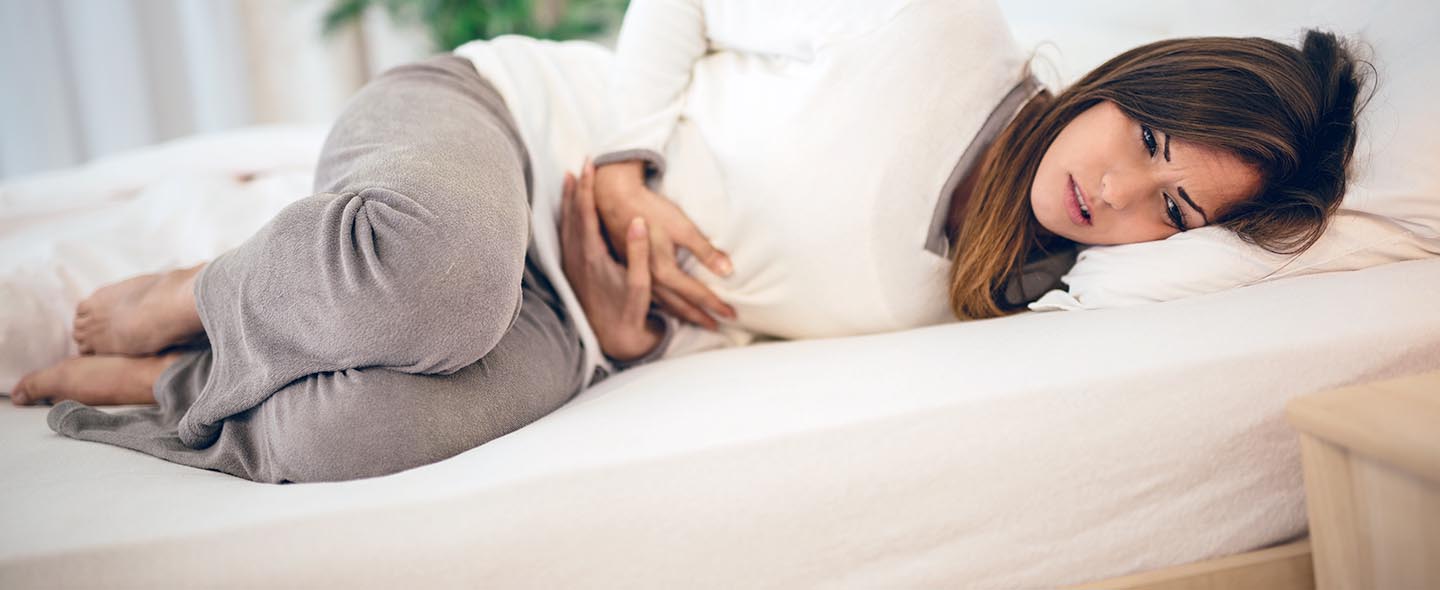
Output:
[1098,169,1155,212]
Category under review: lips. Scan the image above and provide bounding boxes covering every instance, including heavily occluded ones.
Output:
[1066,175,1093,227]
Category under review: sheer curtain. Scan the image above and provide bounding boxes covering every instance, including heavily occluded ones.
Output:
[0,0,430,181]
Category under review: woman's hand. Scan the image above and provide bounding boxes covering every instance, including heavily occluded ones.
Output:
[560,160,665,362]
[593,160,736,330]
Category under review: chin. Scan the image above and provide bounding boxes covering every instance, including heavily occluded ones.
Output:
[1055,231,1089,247]
[1034,209,1079,244]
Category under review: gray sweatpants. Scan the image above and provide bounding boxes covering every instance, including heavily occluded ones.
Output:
[47,55,589,483]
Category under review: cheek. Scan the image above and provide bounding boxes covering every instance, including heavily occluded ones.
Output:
[1032,139,1077,214]
[1036,125,1092,188]
[1030,141,1065,202]
[1027,159,1052,216]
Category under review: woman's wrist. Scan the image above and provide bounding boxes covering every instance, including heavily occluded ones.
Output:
[601,312,668,364]
[595,160,647,193]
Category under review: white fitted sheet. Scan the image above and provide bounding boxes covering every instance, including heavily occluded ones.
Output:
[2,134,1438,586]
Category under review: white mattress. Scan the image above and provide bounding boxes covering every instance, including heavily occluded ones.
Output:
[2,134,1438,587]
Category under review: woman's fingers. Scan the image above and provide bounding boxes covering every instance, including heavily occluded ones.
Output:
[624,218,652,321]
[674,223,734,278]
[559,172,578,263]
[648,233,736,320]
[575,160,610,254]
[658,268,735,321]
[653,283,717,331]
[568,157,733,330]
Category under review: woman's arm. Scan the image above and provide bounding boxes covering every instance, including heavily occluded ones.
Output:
[593,0,917,329]
[596,0,918,169]
[593,0,708,175]
[592,0,730,330]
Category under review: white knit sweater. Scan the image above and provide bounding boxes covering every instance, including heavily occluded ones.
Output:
[455,0,1031,381]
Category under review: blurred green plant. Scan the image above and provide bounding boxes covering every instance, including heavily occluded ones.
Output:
[322,0,629,51]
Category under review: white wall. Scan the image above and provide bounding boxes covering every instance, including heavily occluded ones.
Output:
[0,0,430,181]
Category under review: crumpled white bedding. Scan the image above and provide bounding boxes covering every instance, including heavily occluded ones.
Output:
[0,125,328,393]
[2,126,1440,588]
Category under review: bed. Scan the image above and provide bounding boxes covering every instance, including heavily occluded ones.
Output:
[4,0,1440,587]
[2,208,1438,587]
[1,127,1438,588]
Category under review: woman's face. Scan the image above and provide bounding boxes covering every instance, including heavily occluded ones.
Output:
[1030,100,1262,245]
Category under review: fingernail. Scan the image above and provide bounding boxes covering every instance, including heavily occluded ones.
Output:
[714,256,733,277]
[629,218,646,238]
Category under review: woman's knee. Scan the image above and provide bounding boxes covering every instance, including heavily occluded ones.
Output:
[320,185,529,276]
[316,187,529,369]
[196,192,526,382]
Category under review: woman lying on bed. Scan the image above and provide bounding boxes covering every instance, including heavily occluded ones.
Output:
[8,0,1365,483]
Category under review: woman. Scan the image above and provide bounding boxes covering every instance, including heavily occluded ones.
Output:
[9,0,1366,483]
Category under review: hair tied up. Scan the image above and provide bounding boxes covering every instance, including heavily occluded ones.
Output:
[1301,30,1365,177]
[1269,30,1373,252]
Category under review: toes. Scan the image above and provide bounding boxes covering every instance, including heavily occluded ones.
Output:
[73,324,97,355]
[76,334,94,355]
[11,377,30,406]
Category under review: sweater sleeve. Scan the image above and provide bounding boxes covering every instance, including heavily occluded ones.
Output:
[605,312,756,370]
[590,0,705,180]
[661,316,757,361]
[593,0,917,183]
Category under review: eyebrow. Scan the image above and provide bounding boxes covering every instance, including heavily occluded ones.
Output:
[1162,132,1209,225]
[1177,186,1209,225]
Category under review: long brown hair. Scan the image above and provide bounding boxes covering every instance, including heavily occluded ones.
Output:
[948,30,1370,320]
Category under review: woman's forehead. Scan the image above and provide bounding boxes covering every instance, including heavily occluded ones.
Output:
[1169,136,1264,209]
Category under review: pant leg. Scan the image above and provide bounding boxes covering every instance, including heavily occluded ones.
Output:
[177,55,535,448]
[45,53,570,478]
[48,253,588,483]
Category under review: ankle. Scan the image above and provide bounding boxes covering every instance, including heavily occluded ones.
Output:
[143,353,185,388]
[171,264,205,329]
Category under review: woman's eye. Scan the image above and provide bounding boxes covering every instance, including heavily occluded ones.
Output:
[1165,194,1187,231]
[1141,125,1158,157]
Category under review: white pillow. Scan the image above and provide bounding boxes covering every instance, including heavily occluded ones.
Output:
[1030,209,1440,310]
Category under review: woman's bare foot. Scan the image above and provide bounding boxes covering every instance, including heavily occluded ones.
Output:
[10,353,183,406]
[74,263,206,356]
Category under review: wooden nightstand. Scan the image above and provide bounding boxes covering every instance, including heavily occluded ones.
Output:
[1285,369,1440,590]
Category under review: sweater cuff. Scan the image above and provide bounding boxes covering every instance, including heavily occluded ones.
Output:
[594,149,667,192]
[606,311,675,371]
